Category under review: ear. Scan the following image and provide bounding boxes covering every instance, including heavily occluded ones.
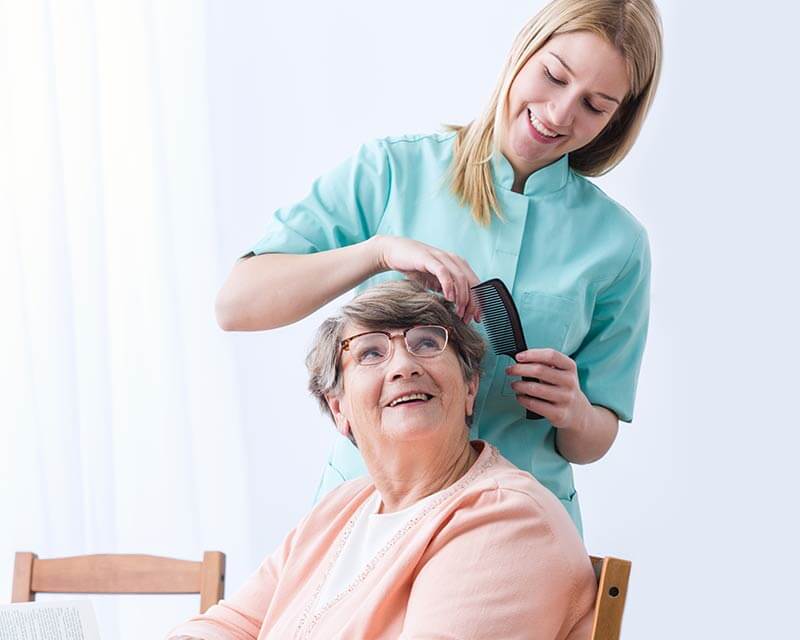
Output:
[465,375,479,418]
[325,394,351,438]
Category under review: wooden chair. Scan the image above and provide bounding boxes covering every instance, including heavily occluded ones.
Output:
[11,550,628,635]
[589,555,632,640]
[11,551,225,614]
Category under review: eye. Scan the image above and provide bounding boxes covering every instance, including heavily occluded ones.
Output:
[584,99,603,114]
[406,326,448,355]
[412,337,439,352]
[351,335,389,364]
[543,66,566,86]
[357,347,385,364]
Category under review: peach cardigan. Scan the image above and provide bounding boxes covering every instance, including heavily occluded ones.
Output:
[166,441,597,640]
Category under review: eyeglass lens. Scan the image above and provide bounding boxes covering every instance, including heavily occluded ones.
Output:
[349,326,448,365]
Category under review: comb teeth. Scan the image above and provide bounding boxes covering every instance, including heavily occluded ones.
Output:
[471,279,528,358]
[473,290,517,355]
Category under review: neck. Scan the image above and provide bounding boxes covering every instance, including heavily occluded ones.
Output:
[510,159,551,194]
[366,437,479,514]
[500,146,559,194]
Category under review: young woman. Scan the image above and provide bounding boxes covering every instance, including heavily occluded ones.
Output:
[215,0,663,536]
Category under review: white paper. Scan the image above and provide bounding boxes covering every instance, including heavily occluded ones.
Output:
[0,600,100,640]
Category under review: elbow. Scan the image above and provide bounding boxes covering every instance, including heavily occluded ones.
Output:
[215,289,245,331]
[215,256,286,331]
[215,286,281,331]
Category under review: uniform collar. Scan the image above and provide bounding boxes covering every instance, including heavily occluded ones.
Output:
[490,150,570,196]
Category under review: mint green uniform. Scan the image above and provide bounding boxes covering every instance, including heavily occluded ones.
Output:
[250,132,651,536]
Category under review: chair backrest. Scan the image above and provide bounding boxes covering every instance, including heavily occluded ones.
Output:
[12,551,225,614]
[588,555,632,640]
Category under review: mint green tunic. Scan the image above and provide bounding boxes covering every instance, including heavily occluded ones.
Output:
[250,132,651,536]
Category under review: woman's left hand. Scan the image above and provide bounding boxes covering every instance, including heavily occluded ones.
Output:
[506,348,592,430]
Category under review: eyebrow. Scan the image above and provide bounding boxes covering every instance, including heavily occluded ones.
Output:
[547,52,622,105]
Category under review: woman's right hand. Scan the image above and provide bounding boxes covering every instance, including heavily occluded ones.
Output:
[371,235,481,323]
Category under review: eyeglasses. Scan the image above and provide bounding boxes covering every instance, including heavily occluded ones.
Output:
[340,325,451,366]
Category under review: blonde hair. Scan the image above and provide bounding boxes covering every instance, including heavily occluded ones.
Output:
[446,0,663,226]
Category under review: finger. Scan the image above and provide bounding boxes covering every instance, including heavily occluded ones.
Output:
[425,259,455,303]
[511,380,565,403]
[451,255,482,322]
[463,292,479,324]
[443,251,480,320]
[406,271,442,293]
[460,258,481,287]
[505,363,571,386]
[434,252,471,317]
[515,348,574,370]
[468,286,481,323]
[515,394,556,419]
[450,253,481,289]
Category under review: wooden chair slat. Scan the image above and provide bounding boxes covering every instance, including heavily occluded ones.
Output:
[12,552,36,602]
[589,556,632,640]
[29,554,202,594]
[12,551,224,613]
[199,551,226,614]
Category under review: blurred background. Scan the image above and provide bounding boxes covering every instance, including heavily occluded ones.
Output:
[1,0,798,637]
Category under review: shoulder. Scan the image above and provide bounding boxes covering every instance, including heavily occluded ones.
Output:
[379,130,457,149]
[292,477,374,540]
[567,172,647,240]
[566,172,650,277]
[460,453,585,546]
[422,450,595,619]
[425,446,587,563]
[361,131,457,167]
[315,475,373,511]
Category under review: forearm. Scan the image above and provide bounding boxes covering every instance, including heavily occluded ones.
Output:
[216,237,383,331]
[555,404,619,465]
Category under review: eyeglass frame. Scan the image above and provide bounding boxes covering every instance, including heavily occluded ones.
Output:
[339,325,452,366]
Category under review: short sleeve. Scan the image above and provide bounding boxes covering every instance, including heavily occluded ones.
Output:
[246,138,392,257]
[574,229,651,423]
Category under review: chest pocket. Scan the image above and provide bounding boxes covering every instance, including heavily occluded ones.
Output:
[501,291,579,397]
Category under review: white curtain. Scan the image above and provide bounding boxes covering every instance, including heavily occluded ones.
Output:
[0,0,251,635]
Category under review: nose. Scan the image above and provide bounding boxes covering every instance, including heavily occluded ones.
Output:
[386,337,423,381]
[547,94,576,129]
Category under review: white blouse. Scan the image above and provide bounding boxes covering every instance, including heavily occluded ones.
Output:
[314,488,441,611]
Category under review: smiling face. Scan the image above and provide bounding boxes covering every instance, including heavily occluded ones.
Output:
[501,30,630,183]
[326,323,479,453]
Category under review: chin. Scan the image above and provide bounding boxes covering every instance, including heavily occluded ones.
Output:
[511,119,553,163]
[380,417,443,442]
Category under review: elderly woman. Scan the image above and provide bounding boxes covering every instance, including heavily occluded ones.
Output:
[167,281,597,640]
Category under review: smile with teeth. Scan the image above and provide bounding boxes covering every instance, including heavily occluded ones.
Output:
[528,109,561,138]
[388,393,432,408]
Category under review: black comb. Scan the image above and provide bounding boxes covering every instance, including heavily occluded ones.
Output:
[471,278,543,420]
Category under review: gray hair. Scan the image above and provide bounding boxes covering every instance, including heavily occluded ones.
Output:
[306,280,486,423]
